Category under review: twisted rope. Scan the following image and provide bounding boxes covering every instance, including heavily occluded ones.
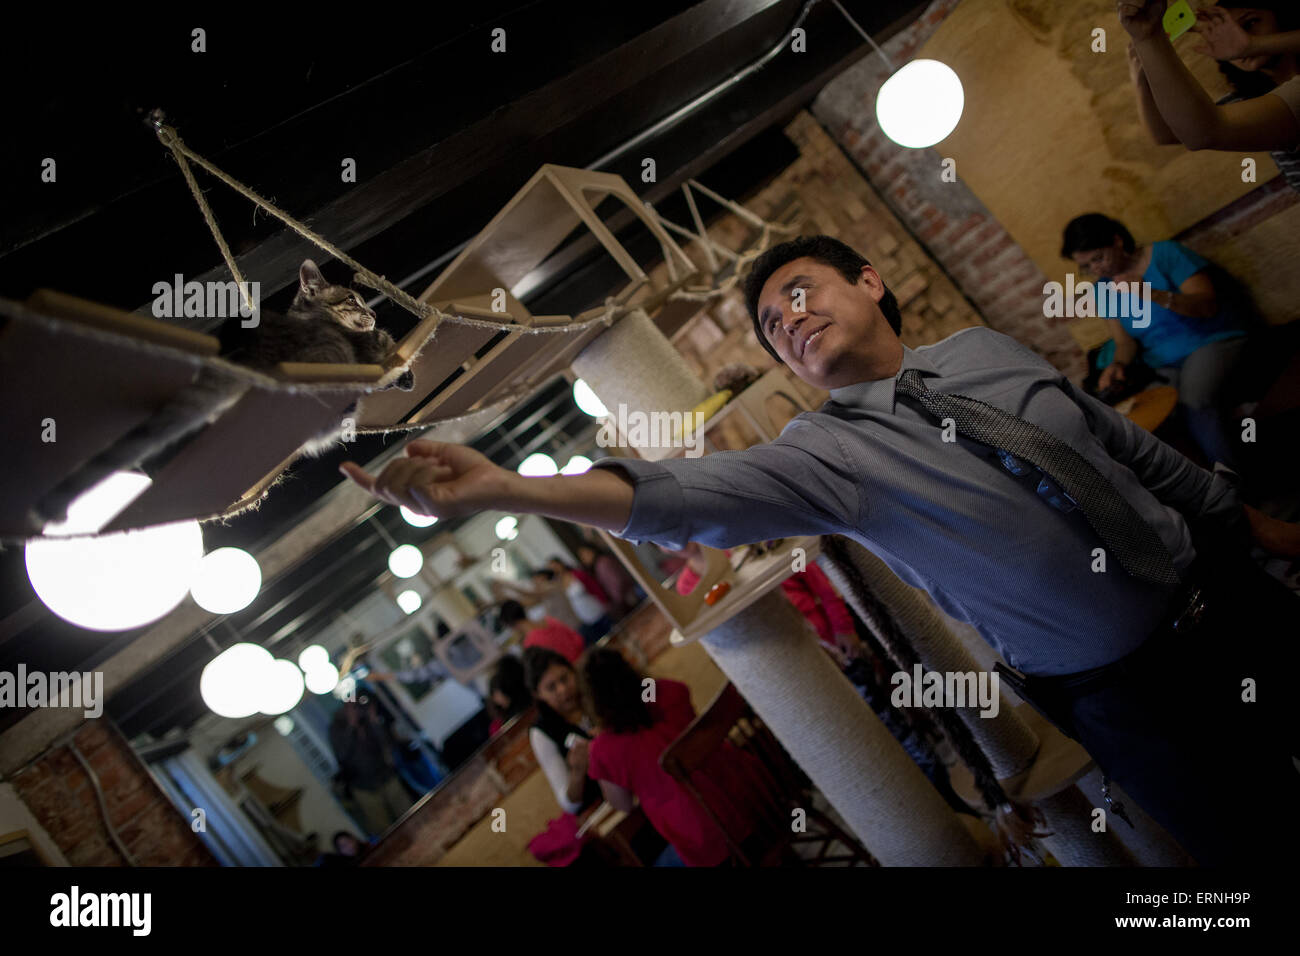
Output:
[151,118,790,336]
[154,121,623,335]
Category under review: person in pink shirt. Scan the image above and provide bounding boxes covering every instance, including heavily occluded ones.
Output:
[498,599,584,663]
[579,647,761,866]
[667,542,864,665]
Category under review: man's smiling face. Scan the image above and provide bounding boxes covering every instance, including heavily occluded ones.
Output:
[755,257,899,389]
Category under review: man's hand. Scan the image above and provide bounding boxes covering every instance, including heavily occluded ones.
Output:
[1098,362,1128,392]
[1193,6,1252,60]
[1117,0,1168,42]
[1244,504,1300,558]
[339,440,514,520]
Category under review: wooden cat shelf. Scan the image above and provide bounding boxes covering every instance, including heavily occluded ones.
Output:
[0,165,715,541]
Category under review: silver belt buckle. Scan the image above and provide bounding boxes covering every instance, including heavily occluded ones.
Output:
[1172,587,1206,632]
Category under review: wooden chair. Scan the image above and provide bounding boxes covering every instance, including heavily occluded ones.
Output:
[660,682,879,866]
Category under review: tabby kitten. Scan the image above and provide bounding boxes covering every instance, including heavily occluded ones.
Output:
[33,260,413,528]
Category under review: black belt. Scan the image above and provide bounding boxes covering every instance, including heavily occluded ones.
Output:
[995,576,1211,708]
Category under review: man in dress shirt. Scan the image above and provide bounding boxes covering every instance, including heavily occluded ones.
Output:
[342,235,1299,865]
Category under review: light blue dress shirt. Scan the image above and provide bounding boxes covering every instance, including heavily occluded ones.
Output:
[591,327,1243,675]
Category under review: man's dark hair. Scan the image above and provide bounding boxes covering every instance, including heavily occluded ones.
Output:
[531,567,556,581]
[1060,213,1135,258]
[578,647,654,735]
[742,235,903,364]
[498,599,527,628]
[522,646,573,695]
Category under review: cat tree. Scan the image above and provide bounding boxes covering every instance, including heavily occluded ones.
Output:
[0,165,720,541]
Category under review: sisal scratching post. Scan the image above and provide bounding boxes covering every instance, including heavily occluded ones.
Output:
[1035,786,1135,866]
[571,309,710,461]
[1074,768,1195,866]
[817,540,1039,778]
[701,590,984,866]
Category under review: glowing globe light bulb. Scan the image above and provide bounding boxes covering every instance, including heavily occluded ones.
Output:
[875,59,964,148]
[26,472,204,632]
[305,663,340,695]
[297,645,329,672]
[494,516,519,541]
[400,505,438,528]
[190,547,262,614]
[572,379,608,418]
[560,456,592,475]
[258,659,306,715]
[396,589,423,614]
[388,544,424,578]
[517,453,558,477]
[200,643,274,719]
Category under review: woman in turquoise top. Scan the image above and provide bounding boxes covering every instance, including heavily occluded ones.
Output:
[1062,213,1252,470]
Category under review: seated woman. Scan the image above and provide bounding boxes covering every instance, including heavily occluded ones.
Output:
[580,647,760,867]
[523,646,602,816]
[1121,0,1300,182]
[1061,212,1254,469]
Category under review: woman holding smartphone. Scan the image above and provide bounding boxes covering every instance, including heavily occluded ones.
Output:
[1121,0,1300,186]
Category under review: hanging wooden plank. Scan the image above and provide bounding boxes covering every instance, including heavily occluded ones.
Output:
[102,385,360,533]
[0,297,217,538]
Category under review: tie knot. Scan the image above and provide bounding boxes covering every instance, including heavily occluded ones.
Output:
[896,368,925,397]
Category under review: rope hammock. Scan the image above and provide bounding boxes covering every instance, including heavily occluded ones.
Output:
[148,111,795,333]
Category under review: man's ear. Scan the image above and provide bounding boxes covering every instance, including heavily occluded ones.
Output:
[859,264,887,305]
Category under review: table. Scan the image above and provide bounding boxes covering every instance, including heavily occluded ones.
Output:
[668,536,823,645]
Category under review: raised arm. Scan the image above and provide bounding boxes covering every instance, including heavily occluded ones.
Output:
[1119,0,1300,151]
[1129,40,1181,145]
[341,420,859,553]
[340,440,635,533]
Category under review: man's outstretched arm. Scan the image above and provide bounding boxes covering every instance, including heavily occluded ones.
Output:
[340,421,859,551]
[339,440,636,533]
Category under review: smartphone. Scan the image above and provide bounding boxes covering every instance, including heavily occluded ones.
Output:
[1163,0,1195,41]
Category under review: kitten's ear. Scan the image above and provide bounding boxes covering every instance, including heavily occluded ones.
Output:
[299,259,327,297]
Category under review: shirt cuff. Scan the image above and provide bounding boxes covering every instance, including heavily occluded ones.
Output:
[589,456,687,547]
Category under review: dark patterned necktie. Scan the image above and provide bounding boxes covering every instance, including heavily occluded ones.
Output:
[895,368,1181,587]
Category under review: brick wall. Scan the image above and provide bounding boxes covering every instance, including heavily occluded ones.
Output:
[9,719,216,866]
[809,0,1298,382]
[663,110,989,389]
[809,0,1088,381]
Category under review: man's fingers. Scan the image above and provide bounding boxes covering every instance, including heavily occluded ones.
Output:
[375,458,428,509]
[405,440,446,459]
[339,461,376,493]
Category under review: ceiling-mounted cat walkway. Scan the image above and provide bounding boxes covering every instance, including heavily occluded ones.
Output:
[1,121,795,541]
